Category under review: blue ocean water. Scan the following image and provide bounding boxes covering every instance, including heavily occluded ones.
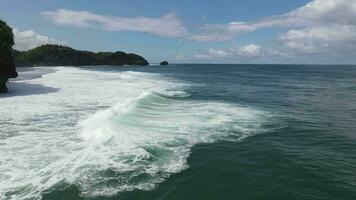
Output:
[1,64,356,200]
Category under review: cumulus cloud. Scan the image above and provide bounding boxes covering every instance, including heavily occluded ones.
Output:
[237,44,264,57]
[193,44,283,61]
[42,9,188,37]
[13,29,64,51]
[195,48,230,59]
[279,25,356,54]
[186,0,356,64]
[227,0,356,32]
[189,0,356,48]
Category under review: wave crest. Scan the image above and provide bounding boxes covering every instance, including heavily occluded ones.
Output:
[75,89,270,197]
[0,67,273,199]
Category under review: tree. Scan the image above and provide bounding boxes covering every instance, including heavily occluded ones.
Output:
[0,19,17,93]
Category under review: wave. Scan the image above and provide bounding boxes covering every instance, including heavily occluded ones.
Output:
[0,67,272,199]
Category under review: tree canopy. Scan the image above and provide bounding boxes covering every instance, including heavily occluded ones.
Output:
[14,44,149,67]
[0,19,17,92]
[0,20,14,50]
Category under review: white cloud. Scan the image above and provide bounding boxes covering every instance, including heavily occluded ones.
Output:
[194,48,229,60]
[187,34,234,42]
[207,48,229,57]
[13,29,64,51]
[228,0,356,32]
[189,0,356,46]
[42,9,188,37]
[236,44,263,57]
[193,44,283,61]
[187,0,356,63]
[279,25,356,54]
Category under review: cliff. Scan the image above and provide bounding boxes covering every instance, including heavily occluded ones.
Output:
[0,20,18,93]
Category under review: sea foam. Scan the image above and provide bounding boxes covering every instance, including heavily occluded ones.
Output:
[0,67,269,199]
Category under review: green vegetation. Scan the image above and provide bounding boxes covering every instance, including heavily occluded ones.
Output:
[0,19,17,93]
[15,44,149,67]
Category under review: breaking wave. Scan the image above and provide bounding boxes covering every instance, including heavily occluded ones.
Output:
[0,67,271,199]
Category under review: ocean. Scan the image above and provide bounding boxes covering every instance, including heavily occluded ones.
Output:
[0,64,356,200]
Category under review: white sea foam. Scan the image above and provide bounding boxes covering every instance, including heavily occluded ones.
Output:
[0,67,269,199]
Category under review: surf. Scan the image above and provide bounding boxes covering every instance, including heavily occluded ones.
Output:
[0,67,271,199]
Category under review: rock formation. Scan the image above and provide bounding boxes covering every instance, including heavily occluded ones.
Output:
[160,61,169,66]
[0,20,18,93]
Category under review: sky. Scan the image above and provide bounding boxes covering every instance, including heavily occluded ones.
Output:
[1,0,356,64]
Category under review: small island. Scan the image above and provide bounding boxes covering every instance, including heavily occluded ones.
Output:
[160,61,169,66]
[14,44,149,67]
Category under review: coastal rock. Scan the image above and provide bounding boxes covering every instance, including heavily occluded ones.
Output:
[0,80,7,93]
[0,20,18,93]
[160,61,169,66]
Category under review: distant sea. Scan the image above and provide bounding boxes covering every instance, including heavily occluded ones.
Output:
[1,64,356,200]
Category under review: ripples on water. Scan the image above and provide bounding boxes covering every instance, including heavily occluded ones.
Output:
[1,65,356,200]
[0,66,273,199]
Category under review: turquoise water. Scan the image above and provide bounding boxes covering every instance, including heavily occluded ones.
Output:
[1,65,356,200]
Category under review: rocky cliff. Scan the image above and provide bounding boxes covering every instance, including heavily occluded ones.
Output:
[0,20,18,93]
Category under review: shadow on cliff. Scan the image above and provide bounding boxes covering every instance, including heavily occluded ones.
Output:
[0,81,59,98]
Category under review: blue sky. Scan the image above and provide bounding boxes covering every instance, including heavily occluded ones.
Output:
[1,0,356,64]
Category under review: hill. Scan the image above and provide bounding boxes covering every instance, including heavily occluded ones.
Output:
[14,44,149,67]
